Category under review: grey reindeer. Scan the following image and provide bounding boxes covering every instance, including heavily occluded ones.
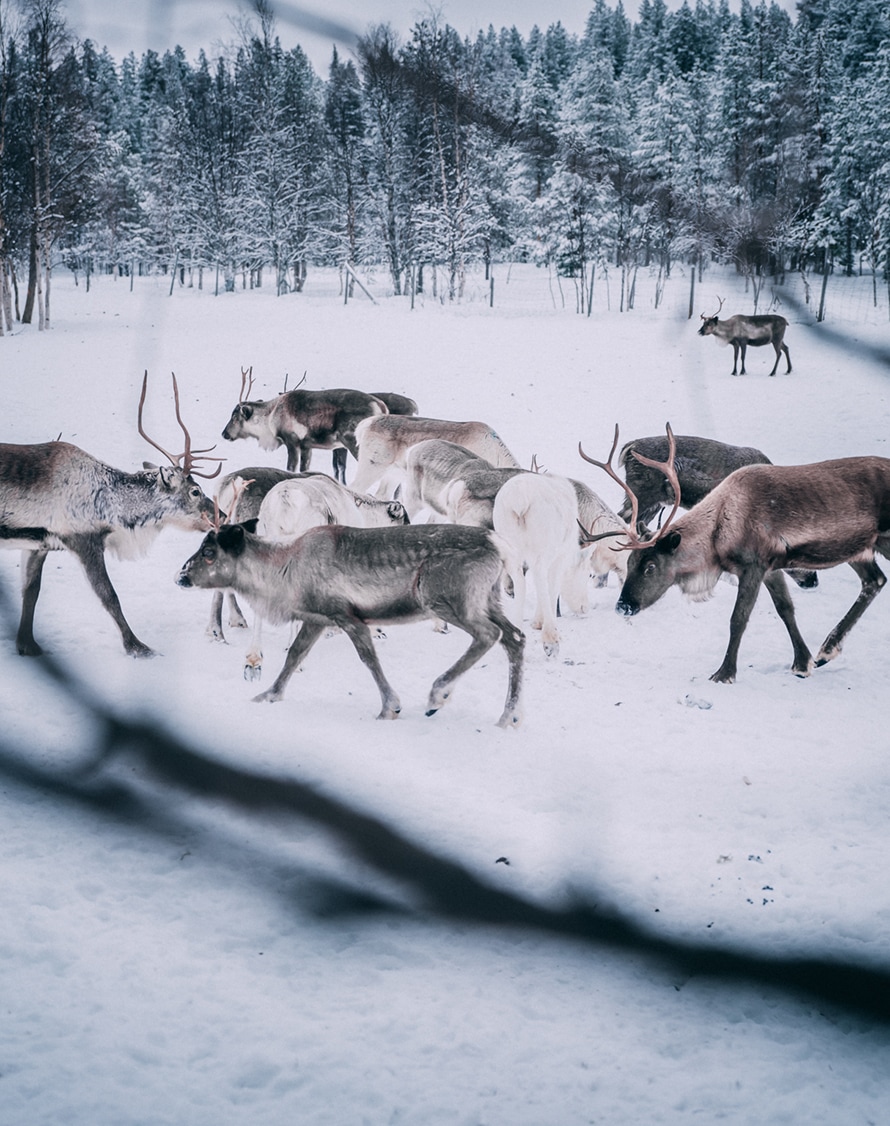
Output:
[0,373,219,657]
[177,522,525,727]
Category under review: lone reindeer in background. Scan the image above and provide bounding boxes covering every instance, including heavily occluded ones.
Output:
[581,423,890,683]
[698,297,791,376]
[0,373,219,657]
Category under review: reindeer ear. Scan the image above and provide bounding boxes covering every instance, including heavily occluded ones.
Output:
[388,502,408,523]
[658,530,682,554]
[158,465,178,488]
[217,524,246,554]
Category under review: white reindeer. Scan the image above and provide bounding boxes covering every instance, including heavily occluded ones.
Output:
[493,473,596,658]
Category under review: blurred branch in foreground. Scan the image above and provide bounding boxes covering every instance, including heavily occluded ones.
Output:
[2,582,889,1024]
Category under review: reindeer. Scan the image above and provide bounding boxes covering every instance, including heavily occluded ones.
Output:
[350,416,520,497]
[177,523,525,727]
[232,476,410,680]
[581,423,890,683]
[493,472,599,658]
[616,432,817,589]
[206,466,305,645]
[330,391,418,482]
[698,297,791,376]
[0,373,219,658]
[404,439,628,591]
[221,369,389,482]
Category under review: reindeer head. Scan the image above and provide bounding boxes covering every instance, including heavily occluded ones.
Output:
[698,296,726,336]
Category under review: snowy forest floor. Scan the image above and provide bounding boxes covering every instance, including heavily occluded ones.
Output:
[0,262,889,1125]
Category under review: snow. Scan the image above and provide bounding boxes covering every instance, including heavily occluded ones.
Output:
[1,266,889,1125]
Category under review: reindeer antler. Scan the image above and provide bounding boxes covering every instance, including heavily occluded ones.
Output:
[579,422,681,550]
[579,424,639,538]
[138,371,224,479]
[239,366,255,403]
[530,454,546,473]
[701,295,725,321]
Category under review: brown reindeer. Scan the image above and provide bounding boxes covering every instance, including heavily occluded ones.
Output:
[0,373,219,657]
[698,297,791,376]
[580,424,890,683]
[221,368,391,482]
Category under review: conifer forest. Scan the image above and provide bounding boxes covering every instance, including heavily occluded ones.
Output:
[1,0,889,331]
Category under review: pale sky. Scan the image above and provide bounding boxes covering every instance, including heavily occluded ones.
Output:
[60,0,678,73]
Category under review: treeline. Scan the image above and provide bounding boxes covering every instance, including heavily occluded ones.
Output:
[1,0,889,330]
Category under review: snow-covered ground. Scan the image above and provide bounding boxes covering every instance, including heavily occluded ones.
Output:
[1,264,889,1125]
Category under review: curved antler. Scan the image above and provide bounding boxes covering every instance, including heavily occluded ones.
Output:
[138,371,224,479]
[579,422,681,550]
[579,424,639,537]
[628,422,681,540]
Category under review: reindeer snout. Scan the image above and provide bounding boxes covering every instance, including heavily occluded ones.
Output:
[615,598,638,617]
[176,568,193,588]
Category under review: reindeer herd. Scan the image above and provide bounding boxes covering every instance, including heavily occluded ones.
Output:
[2,310,890,726]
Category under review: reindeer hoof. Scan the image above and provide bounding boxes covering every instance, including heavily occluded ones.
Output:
[543,641,559,659]
[377,708,401,720]
[16,641,44,657]
[243,664,263,682]
[709,668,735,684]
[252,689,279,703]
[425,707,438,717]
[496,711,522,729]
[128,643,157,659]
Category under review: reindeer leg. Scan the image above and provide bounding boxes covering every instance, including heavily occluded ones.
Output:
[768,343,781,377]
[206,591,226,642]
[709,567,765,683]
[338,617,401,719]
[426,620,500,717]
[16,548,48,656]
[227,593,249,629]
[815,560,886,667]
[490,605,525,729]
[65,534,155,658]
[783,343,792,373]
[243,612,266,682]
[731,341,740,376]
[763,570,812,677]
[332,448,347,484]
[738,340,747,375]
[253,620,324,703]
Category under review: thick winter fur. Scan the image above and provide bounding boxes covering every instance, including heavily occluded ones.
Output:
[177,523,525,727]
[698,313,791,376]
[493,472,589,658]
[0,440,215,657]
[616,457,890,682]
[221,388,388,481]
[350,416,520,496]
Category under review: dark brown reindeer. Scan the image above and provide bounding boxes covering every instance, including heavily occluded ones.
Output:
[698,297,791,376]
[0,373,220,658]
[616,431,817,589]
[177,522,525,727]
[221,368,406,484]
[580,423,890,683]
